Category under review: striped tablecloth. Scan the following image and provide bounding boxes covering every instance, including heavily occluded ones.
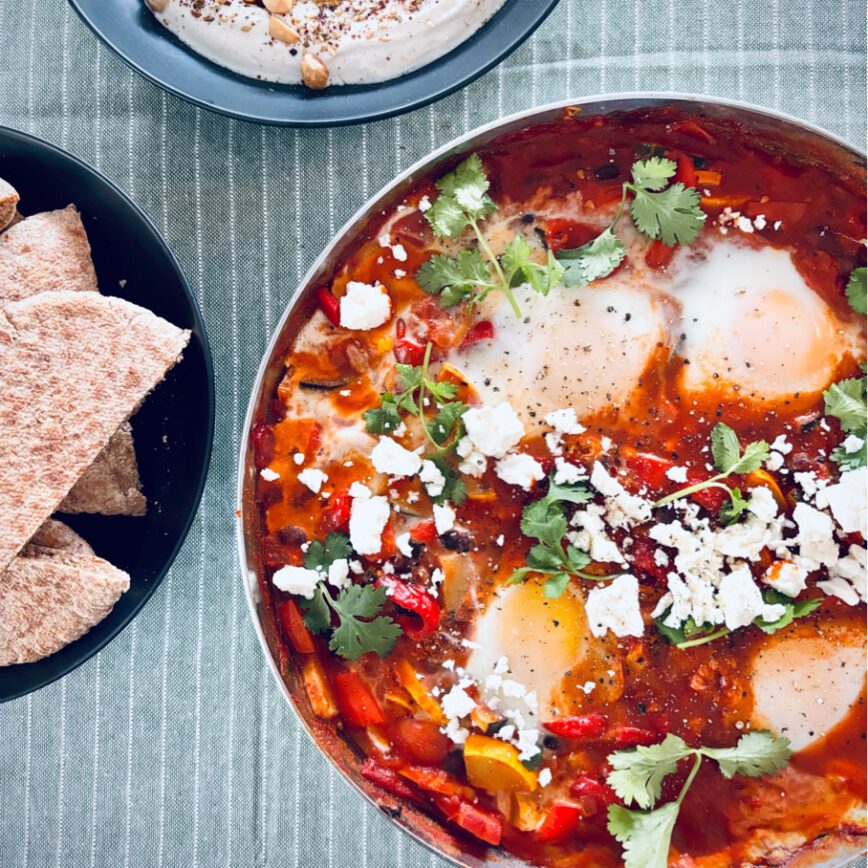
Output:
[0,1,865,866]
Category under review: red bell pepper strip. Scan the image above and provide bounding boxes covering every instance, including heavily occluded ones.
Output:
[626,452,674,492]
[534,801,583,843]
[332,672,385,727]
[674,152,698,188]
[277,599,316,654]
[542,713,608,740]
[609,725,660,748]
[432,795,503,846]
[377,576,441,640]
[317,286,342,327]
[645,238,676,269]
[361,758,419,802]
[409,519,438,546]
[569,775,620,807]
[460,320,494,349]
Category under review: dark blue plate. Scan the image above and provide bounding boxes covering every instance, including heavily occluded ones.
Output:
[68,0,559,127]
[0,126,214,702]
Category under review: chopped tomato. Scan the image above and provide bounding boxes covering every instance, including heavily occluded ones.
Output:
[687,482,730,512]
[570,775,620,807]
[646,238,676,269]
[332,672,385,727]
[626,452,674,491]
[629,536,669,584]
[277,599,316,654]
[316,286,342,327]
[392,719,451,765]
[393,338,426,366]
[409,519,438,546]
[609,725,660,748]
[361,758,420,801]
[460,320,494,349]
[250,422,275,470]
[543,218,600,254]
[320,488,352,533]
[377,576,442,640]
[535,801,583,843]
[432,794,503,846]
[543,713,608,740]
[400,767,473,799]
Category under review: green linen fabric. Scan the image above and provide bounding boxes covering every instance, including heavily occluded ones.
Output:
[0,1,865,866]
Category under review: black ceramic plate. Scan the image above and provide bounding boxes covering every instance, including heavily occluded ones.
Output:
[68,0,559,127]
[0,126,214,702]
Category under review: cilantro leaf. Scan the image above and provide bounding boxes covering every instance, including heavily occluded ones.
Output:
[607,802,679,868]
[428,453,467,506]
[542,573,571,598]
[629,181,706,246]
[607,733,693,809]
[327,584,402,661]
[547,477,595,506]
[364,394,402,435]
[630,157,677,191]
[718,487,751,526]
[824,377,867,434]
[558,227,627,287]
[520,500,568,548]
[710,421,741,471]
[434,153,495,222]
[846,266,867,314]
[499,236,565,297]
[824,375,867,471]
[527,543,564,571]
[303,532,352,572]
[753,590,822,635]
[426,195,472,237]
[416,249,494,306]
[701,731,792,779]
[300,584,332,633]
[428,402,467,445]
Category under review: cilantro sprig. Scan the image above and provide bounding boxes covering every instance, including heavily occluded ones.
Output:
[507,476,609,598]
[363,343,468,504]
[606,731,792,868]
[654,423,769,524]
[655,589,822,649]
[416,154,564,316]
[558,157,706,287]
[824,374,867,471]
[298,532,403,661]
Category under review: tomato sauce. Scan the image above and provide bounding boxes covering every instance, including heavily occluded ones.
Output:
[251,107,867,866]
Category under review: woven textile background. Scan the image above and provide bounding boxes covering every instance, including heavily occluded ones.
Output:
[0,1,865,866]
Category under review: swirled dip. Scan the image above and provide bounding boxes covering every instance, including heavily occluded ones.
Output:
[146,0,507,88]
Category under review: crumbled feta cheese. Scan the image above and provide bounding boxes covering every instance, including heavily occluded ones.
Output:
[441,684,476,720]
[792,503,839,568]
[554,458,585,485]
[396,532,414,558]
[585,574,644,638]
[433,503,455,535]
[544,407,585,435]
[260,467,280,481]
[762,560,809,598]
[770,434,793,455]
[843,434,865,454]
[580,680,596,694]
[819,544,867,604]
[370,435,423,478]
[816,467,867,535]
[456,435,488,477]
[495,453,544,490]
[339,281,391,330]
[794,470,825,502]
[430,568,445,597]
[765,452,785,472]
[719,565,785,630]
[538,768,553,787]
[419,459,446,497]
[418,194,432,212]
[544,431,564,456]
[272,565,320,599]
[570,505,625,565]
[653,548,669,568]
[590,461,653,528]
[293,452,305,465]
[462,403,525,458]
[747,487,778,523]
[349,484,390,554]
[349,560,364,575]
[494,656,510,674]
[394,269,406,279]
[665,465,688,484]
[495,534,505,547]
[391,243,408,262]
[327,558,351,589]
[378,234,390,248]
[516,729,541,762]
[298,468,328,494]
